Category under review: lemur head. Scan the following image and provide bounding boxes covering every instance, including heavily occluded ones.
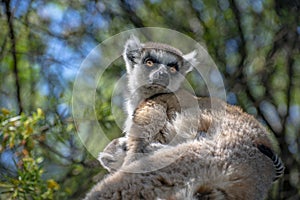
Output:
[123,35,198,96]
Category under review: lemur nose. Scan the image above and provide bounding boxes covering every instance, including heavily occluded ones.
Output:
[156,71,168,79]
[150,70,169,87]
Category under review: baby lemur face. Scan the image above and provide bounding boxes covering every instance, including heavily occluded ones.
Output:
[123,35,197,97]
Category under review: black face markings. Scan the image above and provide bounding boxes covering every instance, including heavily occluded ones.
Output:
[167,62,178,68]
[167,62,179,73]
[143,56,158,65]
[141,50,182,74]
[142,51,159,65]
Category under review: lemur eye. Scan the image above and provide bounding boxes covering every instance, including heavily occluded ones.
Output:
[169,66,177,73]
[146,60,154,67]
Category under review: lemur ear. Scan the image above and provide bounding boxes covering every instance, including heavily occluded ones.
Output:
[182,50,198,74]
[123,35,143,73]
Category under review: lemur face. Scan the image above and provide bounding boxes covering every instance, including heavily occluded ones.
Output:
[123,35,197,96]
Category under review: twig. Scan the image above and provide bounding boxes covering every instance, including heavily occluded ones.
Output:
[244,87,279,136]
[0,34,8,61]
[119,0,145,28]
[281,32,298,129]
[228,0,247,80]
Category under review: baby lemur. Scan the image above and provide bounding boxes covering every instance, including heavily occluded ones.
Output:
[99,35,284,182]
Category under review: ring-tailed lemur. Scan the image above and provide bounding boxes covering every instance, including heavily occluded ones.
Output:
[86,120,280,199]
[99,35,198,170]
[98,36,284,181]
[90,36,284,200]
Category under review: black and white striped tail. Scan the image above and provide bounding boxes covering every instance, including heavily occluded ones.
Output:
[257,144,285,181]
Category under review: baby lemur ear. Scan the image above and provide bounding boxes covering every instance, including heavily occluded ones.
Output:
[123,35,143,73]
[182,50,198,74]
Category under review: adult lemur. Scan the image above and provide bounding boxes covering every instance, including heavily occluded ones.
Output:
[90,36,284,199]
[99,35,284,175]
[99,35,199,170]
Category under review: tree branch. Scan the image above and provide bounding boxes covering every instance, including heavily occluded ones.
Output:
[0,34,8,61]
[3,0,23,113]
[281,32,298,130]
[119,0,145,28]
[229,0,247,79]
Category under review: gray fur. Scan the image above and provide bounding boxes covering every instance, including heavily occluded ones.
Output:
[86,138,274,200]
[122,35,197,122]
[91,36,284,200]
[99,35,197,172]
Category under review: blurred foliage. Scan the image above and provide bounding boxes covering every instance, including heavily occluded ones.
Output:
[0,108,59,199]
[0,0,299,199]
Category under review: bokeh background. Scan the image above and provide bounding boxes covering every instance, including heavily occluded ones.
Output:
[0,0,299,199]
